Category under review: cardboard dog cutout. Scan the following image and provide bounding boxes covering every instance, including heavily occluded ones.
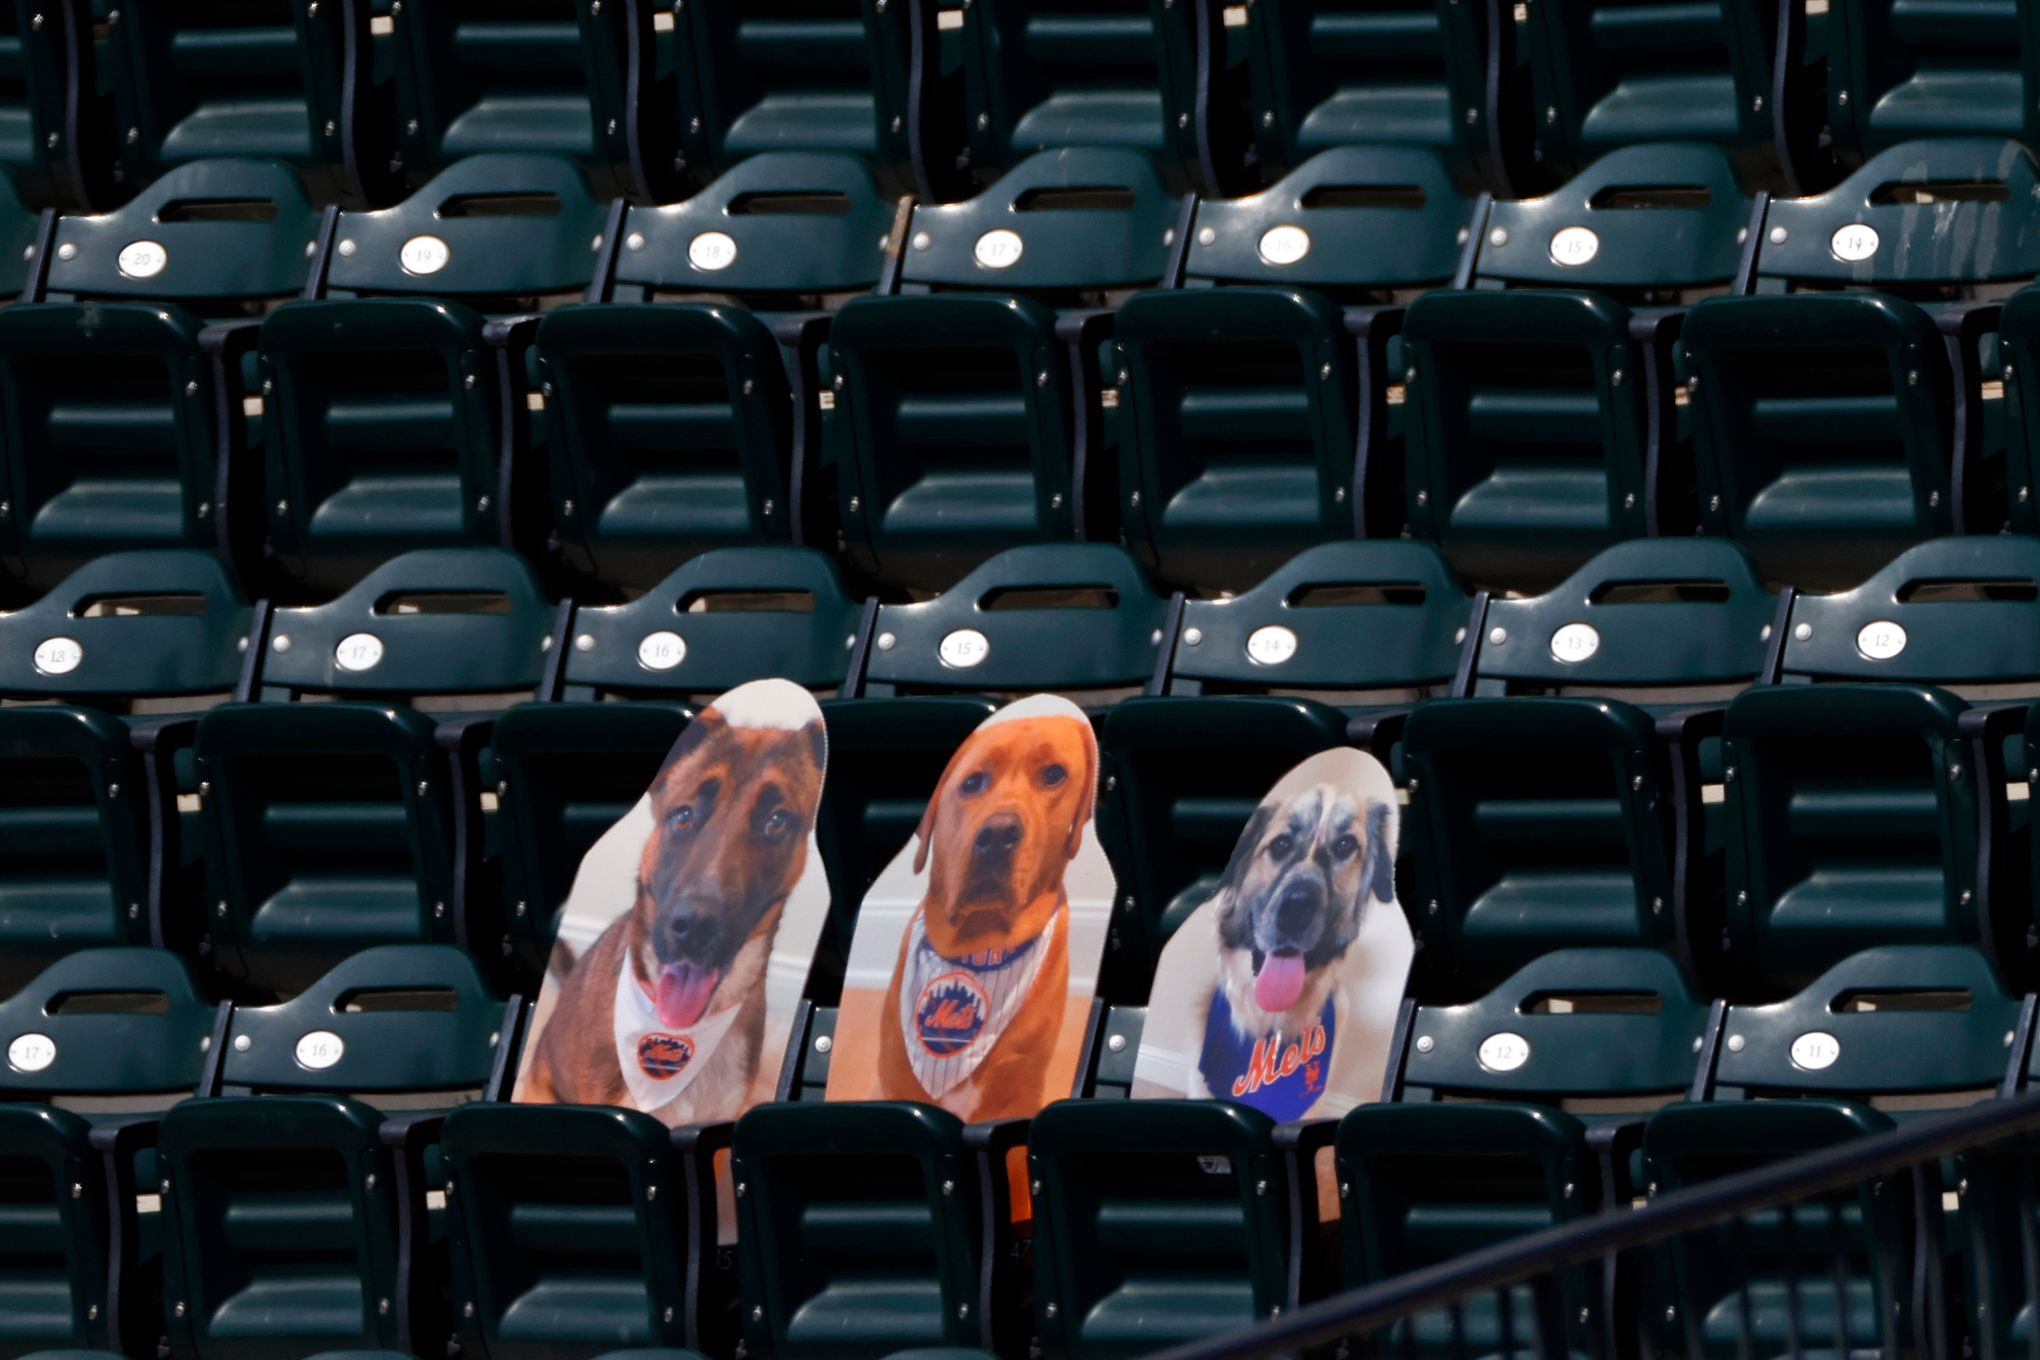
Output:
[1132,747,1412,1120]
[513,678,829,1124]
[828,694,1114,1120]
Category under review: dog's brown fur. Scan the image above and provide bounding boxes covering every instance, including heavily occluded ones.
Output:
[875,714,1097,1121]
[522,709,825,1121]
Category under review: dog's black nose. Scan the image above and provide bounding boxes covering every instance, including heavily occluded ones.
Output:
[1275,880,1323,941]
[974,812,1023,860]
[665,913,718,957]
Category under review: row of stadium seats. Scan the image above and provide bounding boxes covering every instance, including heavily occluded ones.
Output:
[6,553,2038,1360]
[5,130,2040,607]
[2,0,2032,211]
[9,528,2040,1009]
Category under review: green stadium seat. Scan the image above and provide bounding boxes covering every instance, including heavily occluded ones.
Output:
[1822,0,2040,165]
[1399,695,1681,1000]
[14,158,325,591]
[1118,146,1474,571]
[956,0,1204,191]
[1520,0,1793,187]
[1243,0,1519,191]
[0,550,251,993]
[729,1101,1005,1360]
[1640,1101,1916,1360]
[99,3,364,204]
[193,549,558,997]
[0,948,215,1359]
[861,545,1172,704]
[1719,684,1998,999]
[1401,286,1650,593]
[260,154,607,597]
[540,153,897,593]
[387,0,636,197]
[1027,1099,1292,1359]
[1335,1103,1601,1359]
[669,0,940,198]
[827,146,1181,591]
[438,1102,720,1360]
[157,945,510,1360]
[1682,140,2040,586]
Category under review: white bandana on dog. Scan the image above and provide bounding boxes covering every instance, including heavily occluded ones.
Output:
[613,955,743,1114]
[897,905,1058,1100]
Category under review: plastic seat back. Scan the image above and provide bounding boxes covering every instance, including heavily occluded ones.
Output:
[1400,697,1677,999]
[1168,542,1471,704]
[1522,0,1784,184]
[40,158,321,306]
[1778,536,2040,692]
[391,0,631,194]
[862,545,1170,703]
[0,946,213,1104]
[1473,539,1775,700]
[103,4,351,201]
[0,549,249,703]
[1397,948,1711,1105]
[1720,684,1988,997]
[732,1101,985,1360]
[1337,1104,1596,1360]
[1402,288,1649,592]
[960,0,1202,188]
[1029,1100,1289,1360]
[605,151,897,303]
[252,547,556,703]
[1244,0,1506,189]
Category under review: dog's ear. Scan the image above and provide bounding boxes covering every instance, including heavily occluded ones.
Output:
[802,716,826,776]
[913,730,976,876]
[1361,799,1396,904]
[1063,723,1099,862]
[1217,803,1275,900]
[654,707,726,785]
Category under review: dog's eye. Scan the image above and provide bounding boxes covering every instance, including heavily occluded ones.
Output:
[1041,763,1067,788]
[1333,834,1360,859]
[761,807,792,839]
[1267,833,1294,859]
[670,806,694,831]
[960,771,989,796]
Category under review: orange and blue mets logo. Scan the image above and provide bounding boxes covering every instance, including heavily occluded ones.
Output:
[637,1032,695,1080]
[915,971,989,1057]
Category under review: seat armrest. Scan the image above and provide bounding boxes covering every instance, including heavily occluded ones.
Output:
[1055,309,1116,539]
[88,1116,160,1158]
[434,715,497,956]
[1958,701,2027,745]
[962,1117,1031,1157]
[1653,703,1725,748]
[433,713,496,755]
[482,314,543,351]
[379,1112,446,1154]
[129,715,199,756]
[1272,1118,1337,1157]
[197,317,264,359]
[671,1120,735,1158]
[1936,299,2003,340]
[773,311,833,546]
[1584,1116,1647,1204]
[1275,1118,1340,1306]
[1347,708,1408,766]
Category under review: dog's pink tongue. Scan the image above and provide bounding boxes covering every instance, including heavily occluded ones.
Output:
[1254,952,1306,1014]
[656,961,720,1030]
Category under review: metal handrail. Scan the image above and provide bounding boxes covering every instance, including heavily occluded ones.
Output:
[1142,1087,2040,1360]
